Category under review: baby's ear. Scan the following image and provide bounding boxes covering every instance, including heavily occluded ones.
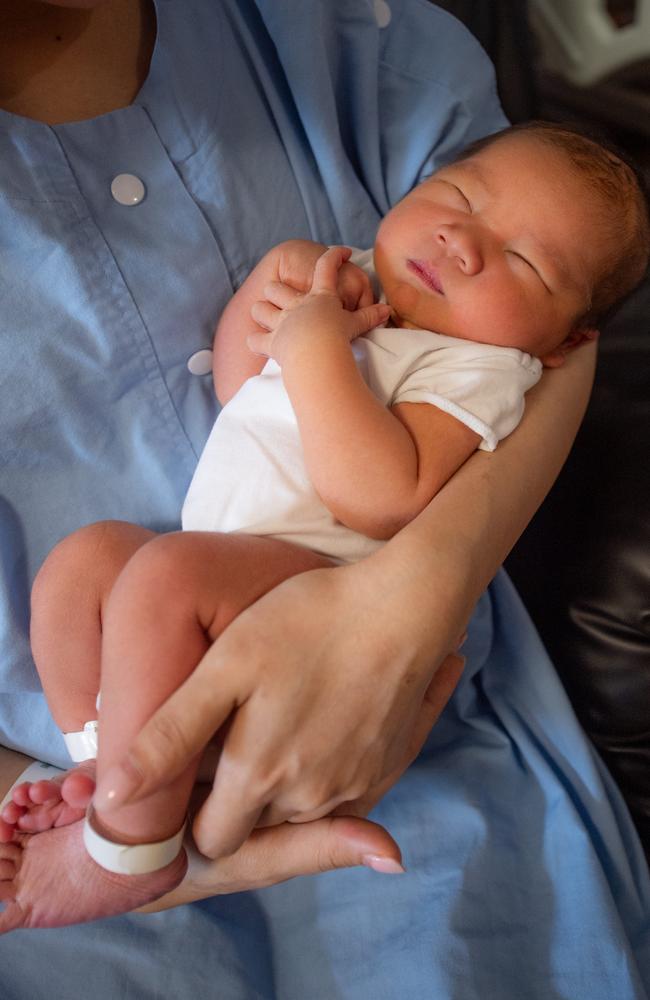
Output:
[539,326,600,369]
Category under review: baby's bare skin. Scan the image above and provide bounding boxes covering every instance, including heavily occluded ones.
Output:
[1,764,94,838]
[0,820,186,932]
[0,761,187,931]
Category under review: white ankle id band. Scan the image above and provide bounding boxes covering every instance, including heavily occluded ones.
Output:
[0,760,65,812]
[63,721,99,762]
[83,806,186,875]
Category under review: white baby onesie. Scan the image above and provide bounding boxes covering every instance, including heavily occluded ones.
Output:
[182,250,542,563]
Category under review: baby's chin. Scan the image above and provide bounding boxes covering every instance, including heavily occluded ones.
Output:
[387,281,443,331]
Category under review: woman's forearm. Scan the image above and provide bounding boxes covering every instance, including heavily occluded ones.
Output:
[366,343,597,651]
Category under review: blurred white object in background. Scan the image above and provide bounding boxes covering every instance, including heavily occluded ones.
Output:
[530,0,650,85]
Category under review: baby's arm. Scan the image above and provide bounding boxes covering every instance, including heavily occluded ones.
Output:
[213,240,373,405]
[249,247,480,540]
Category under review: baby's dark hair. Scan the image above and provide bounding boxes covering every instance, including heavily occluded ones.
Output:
[458,120,650,326]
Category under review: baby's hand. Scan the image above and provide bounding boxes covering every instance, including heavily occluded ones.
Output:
[333,258,376,312]
[277,241,375,312]
[247,247,390,366]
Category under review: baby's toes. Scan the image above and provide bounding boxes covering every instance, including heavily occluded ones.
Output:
[53,801,87,828]
[10,782,34,808]
[16,801,62,834]
[27,780,64,806]
[61,770,95,809]
[1,801,26,826]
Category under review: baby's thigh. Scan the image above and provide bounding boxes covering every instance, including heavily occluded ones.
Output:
[116,530,334,640]
[31,519,157,616]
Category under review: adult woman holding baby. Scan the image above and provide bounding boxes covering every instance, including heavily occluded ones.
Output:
[0,1,647,997]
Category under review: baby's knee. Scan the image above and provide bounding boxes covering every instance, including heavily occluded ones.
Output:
[31,520,147,613]
[109,531,195,610]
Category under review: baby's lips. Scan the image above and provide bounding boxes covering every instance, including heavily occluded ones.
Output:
[406,259,444,295]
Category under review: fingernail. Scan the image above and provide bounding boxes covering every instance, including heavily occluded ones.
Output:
[361,854,406,874]
[94,762,141,811]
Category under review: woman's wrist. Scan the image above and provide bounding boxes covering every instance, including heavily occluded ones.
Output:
[336,549,466,690]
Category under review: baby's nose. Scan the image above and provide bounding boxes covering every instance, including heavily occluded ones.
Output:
[437,225,482,275]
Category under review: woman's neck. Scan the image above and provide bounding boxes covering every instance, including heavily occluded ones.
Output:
[0,0,156,124]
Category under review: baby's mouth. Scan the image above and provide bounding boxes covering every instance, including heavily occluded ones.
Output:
[407,259,444,295]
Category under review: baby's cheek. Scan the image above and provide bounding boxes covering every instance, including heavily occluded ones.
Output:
[469,293,534,348]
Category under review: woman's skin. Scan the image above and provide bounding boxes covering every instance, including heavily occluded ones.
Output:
[0,0,598,908]
[0,0,155,124]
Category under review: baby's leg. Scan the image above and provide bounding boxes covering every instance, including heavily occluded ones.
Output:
[92,530,333,848]
[31,519,157,731]
[2,521,156,836]
[0,531,332,932]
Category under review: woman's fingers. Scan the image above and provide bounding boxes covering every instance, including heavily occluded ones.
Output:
[330,651,466,820]
[140,815,404,910]
[190,732,270,858]
[191,784,263,859]
[215,816,405,888]
[190,705,286,857]
[416,651,465,744]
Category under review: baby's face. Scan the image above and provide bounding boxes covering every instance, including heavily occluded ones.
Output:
[374,135,604,361]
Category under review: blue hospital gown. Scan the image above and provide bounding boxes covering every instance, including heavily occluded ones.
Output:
[0,1,648,996]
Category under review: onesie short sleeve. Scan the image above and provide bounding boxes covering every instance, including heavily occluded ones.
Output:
[391,335,542,450]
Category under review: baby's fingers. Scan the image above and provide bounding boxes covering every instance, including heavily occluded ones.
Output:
[250,299,282,331]
[263,282,302,310]
[348,302,392,338]
[246,331,272,357]
[311,246,352,294]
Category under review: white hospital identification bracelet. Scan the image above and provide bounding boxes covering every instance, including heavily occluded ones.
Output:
[63,720,99,762]
[83,806,187,875]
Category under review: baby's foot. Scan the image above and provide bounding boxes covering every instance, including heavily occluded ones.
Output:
[0,762,96,841]
[0,819,187,932]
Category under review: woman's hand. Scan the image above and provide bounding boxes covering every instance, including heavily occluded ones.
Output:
[137,652,464,912]
[94,556,465,860]
[137,815,406,912]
